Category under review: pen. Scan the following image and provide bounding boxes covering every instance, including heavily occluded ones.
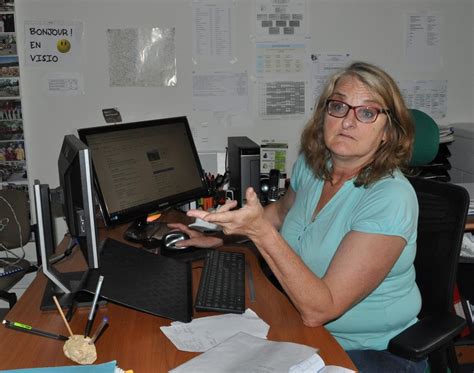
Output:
[88,316,109,345]
[2,319,69,341]
[85,275,104,337]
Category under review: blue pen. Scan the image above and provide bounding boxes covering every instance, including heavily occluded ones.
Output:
[88,316,109,345]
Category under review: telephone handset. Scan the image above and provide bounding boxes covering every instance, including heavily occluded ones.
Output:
[267,169,280,202]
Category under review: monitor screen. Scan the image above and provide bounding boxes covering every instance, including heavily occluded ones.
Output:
[77,116,209,226]
[58,134,99,269]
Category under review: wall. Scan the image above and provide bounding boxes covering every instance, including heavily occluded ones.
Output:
[14,0,474,205]
[3,0,472,309]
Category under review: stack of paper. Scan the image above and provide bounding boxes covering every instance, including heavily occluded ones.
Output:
[170,332,355,373]
[163,309,355,373]
[160,308,269,352]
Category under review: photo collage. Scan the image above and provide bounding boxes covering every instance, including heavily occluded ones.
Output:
[0,0,28,195]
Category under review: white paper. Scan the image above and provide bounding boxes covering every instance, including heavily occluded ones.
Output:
[257,80,306,118]
[170,332,316,373]
[192,71,248,113]
[192,0,236,63]
[43,72,84,96]
[24,20,83,67]
[290,353,356,373]
[160,308,270,352]
[310,53,351,110]
[289,353,325,373]
[256,42,307,78]
[398,79,447,119]
[405,12,443,69]
[255,0,306,40]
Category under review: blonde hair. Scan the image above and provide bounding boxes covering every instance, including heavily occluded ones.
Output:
[300,61,414,187]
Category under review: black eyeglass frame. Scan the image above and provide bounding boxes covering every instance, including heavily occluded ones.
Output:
[326,99,390,124]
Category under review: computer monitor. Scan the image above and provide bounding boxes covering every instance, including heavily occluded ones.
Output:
[58,134,99,268]
[77,116,209,229]
[34,135,99,309]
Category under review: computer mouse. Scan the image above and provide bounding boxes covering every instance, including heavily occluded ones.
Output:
[161,231,190,250]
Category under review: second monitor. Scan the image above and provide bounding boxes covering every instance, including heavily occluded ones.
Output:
[34,134,99,310]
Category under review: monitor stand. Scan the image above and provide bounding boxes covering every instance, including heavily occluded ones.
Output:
[40,271,90,311]
[40,271,107,322]
[123,217,170,244]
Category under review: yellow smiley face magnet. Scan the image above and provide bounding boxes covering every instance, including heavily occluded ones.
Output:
[57,39,71,53]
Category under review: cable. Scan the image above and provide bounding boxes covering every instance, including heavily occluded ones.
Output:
[0,195,26,270]
[47,235,77,265]
[225,146,229,174]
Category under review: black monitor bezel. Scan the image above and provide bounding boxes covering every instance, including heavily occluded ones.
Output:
[57,134,99,269]
[77,116,209,227]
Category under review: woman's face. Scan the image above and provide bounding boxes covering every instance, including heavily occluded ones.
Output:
[323,75,388,168]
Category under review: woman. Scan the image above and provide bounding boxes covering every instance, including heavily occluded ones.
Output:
[169,62,425,372]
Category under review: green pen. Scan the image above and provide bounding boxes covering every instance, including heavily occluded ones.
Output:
[2,319,69,341]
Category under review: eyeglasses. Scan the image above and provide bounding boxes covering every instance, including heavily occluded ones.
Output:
[326,99,389,124]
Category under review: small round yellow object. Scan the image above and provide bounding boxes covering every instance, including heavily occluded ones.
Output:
[57,39,71,53]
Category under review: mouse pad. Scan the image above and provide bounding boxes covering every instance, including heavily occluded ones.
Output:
[83,238,192,322]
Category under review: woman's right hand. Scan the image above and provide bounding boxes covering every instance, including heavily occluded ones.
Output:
[166,222,223,248]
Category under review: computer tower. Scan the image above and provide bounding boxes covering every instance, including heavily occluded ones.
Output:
[227,136,260,207]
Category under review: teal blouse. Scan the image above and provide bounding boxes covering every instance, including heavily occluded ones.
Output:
[280,155,421,350]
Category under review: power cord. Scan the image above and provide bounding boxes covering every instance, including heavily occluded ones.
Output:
[0,195,26,270]
[47,234,77,265]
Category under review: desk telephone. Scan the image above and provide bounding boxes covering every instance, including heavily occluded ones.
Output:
[267,169,280,202]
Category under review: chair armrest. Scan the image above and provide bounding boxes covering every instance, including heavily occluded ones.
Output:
[388,314,466,360]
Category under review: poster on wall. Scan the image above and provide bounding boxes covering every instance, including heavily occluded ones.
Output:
[24,20,83,66]
[309,53,351,110]
[398,79,447,119]
[255,0,307,40]
[192,0,236,65]
[107,27,176,87]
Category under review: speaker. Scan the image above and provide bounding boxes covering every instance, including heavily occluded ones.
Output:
[227,137,260,207]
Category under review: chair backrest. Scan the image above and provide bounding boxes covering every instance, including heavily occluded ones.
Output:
[408,177,470,318]
[409,109,440,167]
[0,189,30,249]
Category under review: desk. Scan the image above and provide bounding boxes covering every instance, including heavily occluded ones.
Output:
[466,215,474,231]
[0,224,356,371]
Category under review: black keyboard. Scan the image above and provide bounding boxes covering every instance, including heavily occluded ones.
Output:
[195,250,245,314]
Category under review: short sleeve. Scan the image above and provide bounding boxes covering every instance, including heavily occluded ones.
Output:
[351,176,418,241]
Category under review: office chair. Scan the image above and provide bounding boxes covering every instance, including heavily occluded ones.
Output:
[388,177,470,373]
[0,189,35,309]
[409,108,440,168]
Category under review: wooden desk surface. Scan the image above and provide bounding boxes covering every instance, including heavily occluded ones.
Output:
[0,224,355,372]
[466,215,474,231]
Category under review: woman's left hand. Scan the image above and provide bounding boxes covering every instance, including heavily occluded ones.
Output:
[187,187,269,239]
